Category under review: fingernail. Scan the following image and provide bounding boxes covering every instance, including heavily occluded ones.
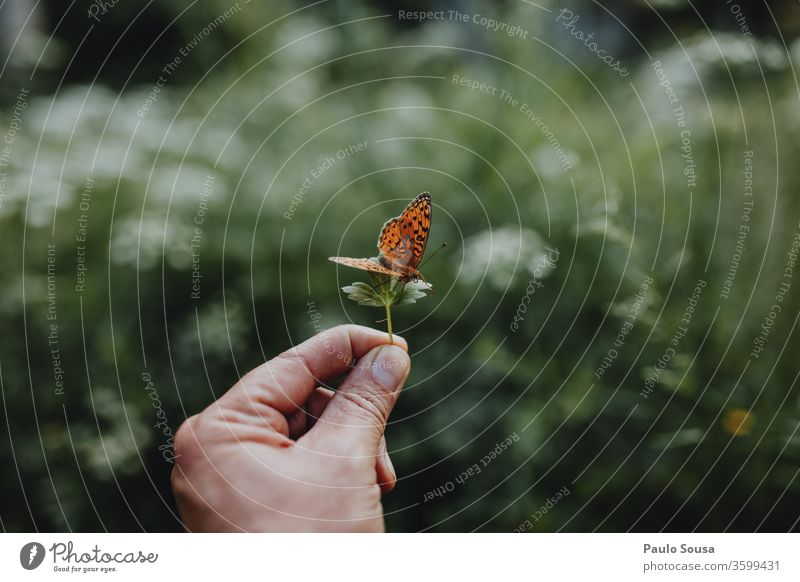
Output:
[370,345,410,390]
[384,449,396,480]
[361,325,407,350]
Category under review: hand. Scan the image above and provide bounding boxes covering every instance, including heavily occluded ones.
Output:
[170,325,410,532]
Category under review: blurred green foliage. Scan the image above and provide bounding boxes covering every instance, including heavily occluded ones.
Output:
[1,0,799,531]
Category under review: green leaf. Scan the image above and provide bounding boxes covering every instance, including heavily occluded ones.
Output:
[394,281,433,305]
[341,282,384,307]
[342,264,432,311]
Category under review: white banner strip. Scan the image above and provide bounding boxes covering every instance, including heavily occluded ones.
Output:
[1,533,796,581]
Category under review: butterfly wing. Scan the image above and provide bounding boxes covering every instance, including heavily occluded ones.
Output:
[328,256,402,278]
[378,192,432,269]
[377,217,411,266]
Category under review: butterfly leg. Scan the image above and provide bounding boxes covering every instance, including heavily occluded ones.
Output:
[415,270,434,294]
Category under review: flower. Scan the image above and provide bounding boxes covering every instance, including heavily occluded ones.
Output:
[722,408,754,437]
[460,226,556,291]
[340,259,432,343]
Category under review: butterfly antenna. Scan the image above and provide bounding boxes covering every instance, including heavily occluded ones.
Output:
[414,242,446,294]
[417,242,447,270]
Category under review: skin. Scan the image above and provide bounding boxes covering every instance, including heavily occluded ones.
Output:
[171,325,411,532]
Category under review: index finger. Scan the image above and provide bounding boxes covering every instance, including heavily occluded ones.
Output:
[219,325,407,415]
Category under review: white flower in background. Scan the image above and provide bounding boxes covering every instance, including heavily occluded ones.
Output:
[149,163,216,206]
[26,85,115,139]
[377,84,436,129]
[78,387,151,480]
[460,226,557,290]
[272,17,336,68]
[689,33,785,70]
[532,143,578,180]
[640,33,788,131]
[111,215,191,270]
[185,301,247,358]
[652,33,786,90]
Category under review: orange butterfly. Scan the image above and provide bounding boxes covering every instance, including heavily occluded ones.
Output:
[329,192,432,282]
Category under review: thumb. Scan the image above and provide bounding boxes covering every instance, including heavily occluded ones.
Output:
[306,344,410,454]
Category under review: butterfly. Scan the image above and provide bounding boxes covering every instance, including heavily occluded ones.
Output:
[329,192,432,283]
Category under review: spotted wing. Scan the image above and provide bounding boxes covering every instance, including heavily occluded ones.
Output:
[328,256,402,278]
[377,192,432,269]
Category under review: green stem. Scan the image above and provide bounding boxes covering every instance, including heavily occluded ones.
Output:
[385,300,393,344]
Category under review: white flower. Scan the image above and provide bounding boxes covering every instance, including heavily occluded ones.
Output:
[460,226,556,290]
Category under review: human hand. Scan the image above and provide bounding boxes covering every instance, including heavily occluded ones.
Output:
[170,325,410,532]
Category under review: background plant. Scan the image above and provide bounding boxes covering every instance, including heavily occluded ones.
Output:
[1,0,799,532]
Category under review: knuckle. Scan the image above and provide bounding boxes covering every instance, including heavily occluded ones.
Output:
[257,404,290,432]
[172,414,206,469]
[238,401,290,435]
[173,415,199,456]
[211,398,291,438]
[337,387,388,427]
[331,323,360,336]
[274,348,310,369]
